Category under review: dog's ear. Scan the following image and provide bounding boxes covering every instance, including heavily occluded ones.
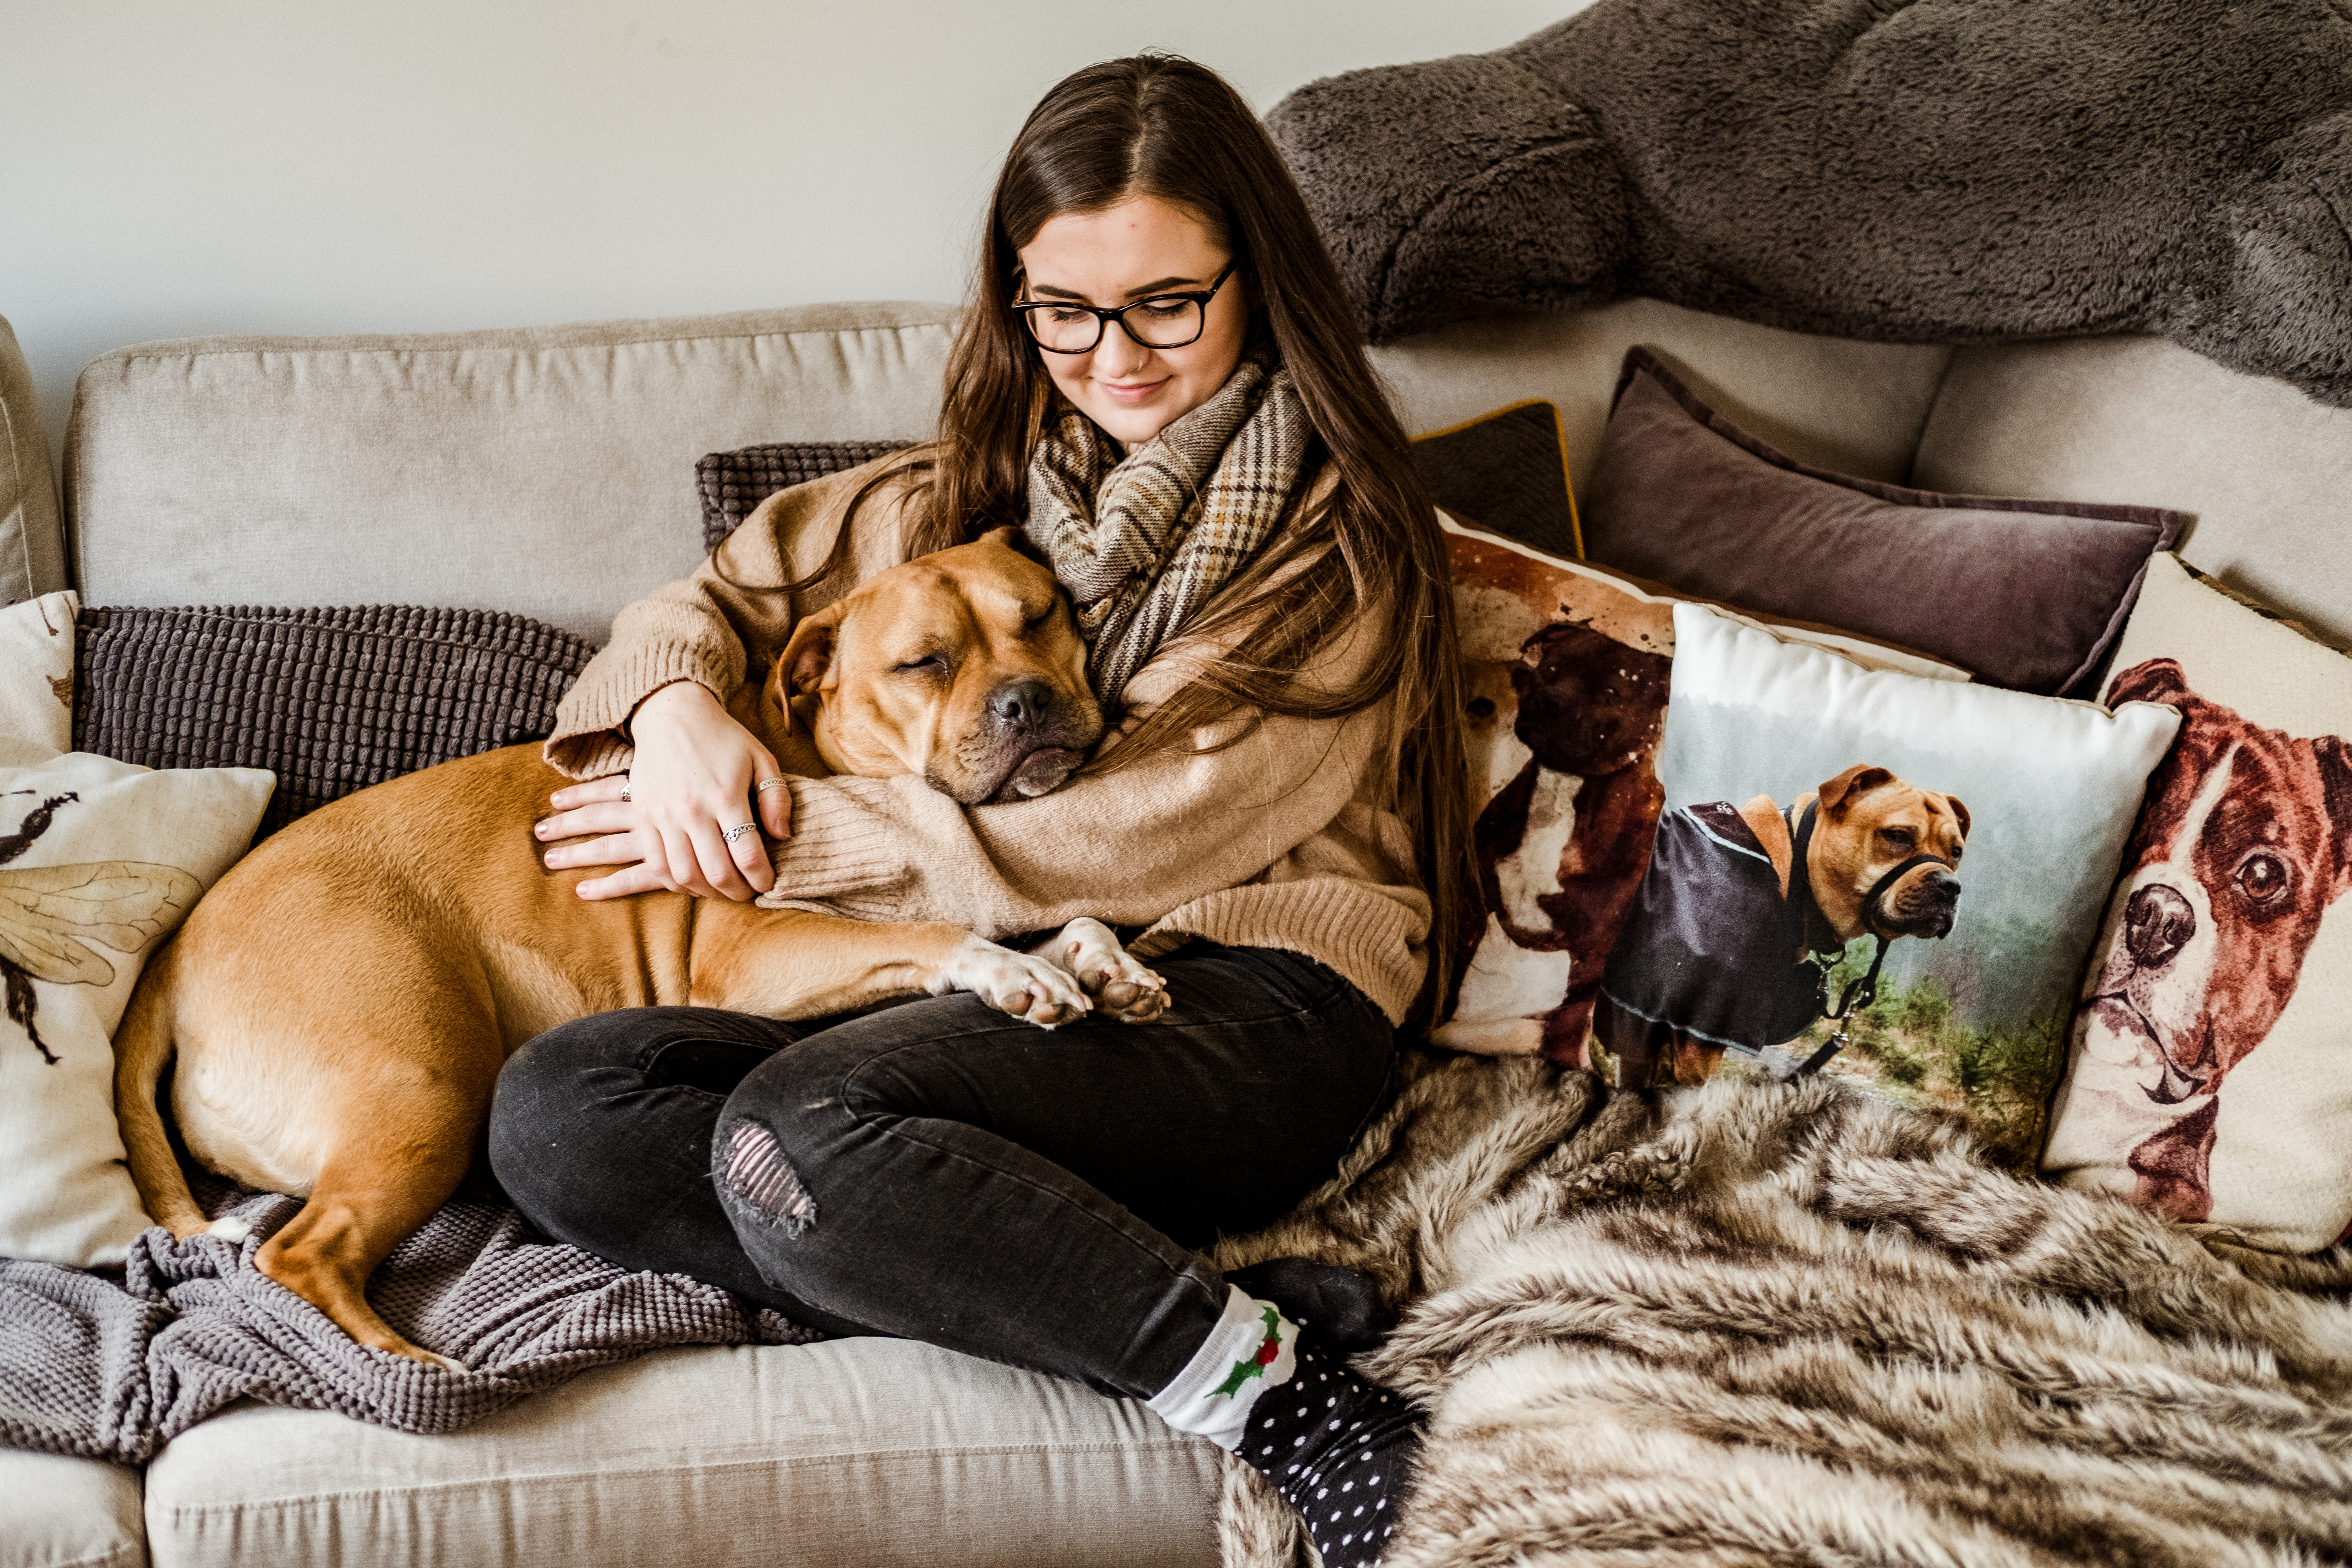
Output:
[775,603,846,709]
[1944,795,1972,840]
[2317,735,2352,886]
[978,524,1026,552]
[1818,764,1896,819]
[2106,657,2191,708]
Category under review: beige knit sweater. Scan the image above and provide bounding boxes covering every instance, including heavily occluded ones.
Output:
[545,456,1430,1024]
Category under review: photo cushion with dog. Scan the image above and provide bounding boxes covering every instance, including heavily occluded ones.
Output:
[1595,603,2179,1166]
[1436,517,1966,1063]
[2040,553,2352,1252]
[1578,348,2187,695]
[0,590,77,763]
[0,751,272,1265]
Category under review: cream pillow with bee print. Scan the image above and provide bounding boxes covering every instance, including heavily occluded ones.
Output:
[0,653,272,1262]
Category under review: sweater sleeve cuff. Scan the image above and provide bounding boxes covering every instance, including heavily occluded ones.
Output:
[751,781,916,914]
[542,644,736,781]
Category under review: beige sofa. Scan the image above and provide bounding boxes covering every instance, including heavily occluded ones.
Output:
[2,294,2347,1568]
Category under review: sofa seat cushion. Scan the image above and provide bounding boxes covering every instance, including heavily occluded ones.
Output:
[140,1339,1219,1568]
[0,1447,144,1568]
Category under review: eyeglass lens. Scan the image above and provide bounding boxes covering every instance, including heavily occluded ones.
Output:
[1024,297,1205,353]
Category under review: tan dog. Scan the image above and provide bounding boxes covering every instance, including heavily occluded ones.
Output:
[1594,763,1969,1087]
[113,529,1166,1367]
[1742,764,1972,947]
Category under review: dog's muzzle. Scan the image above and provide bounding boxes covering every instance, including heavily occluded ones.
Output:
[974,677,1096,802]
[1869,857,1962,939]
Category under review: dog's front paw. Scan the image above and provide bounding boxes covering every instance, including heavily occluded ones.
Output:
[933,934,1092,1028]
[1037,917,1168,1024]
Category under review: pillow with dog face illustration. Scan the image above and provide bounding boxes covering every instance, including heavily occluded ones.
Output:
[1436,517,1966,1063]
[2041,553,2352,1252]
[1595,604,2179,1167]
[1579,348,2187,696]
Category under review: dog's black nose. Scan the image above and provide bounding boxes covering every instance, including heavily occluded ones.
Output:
[988,678,1055,731]
[2125,884,2195,970]
[1925,870,1962,903]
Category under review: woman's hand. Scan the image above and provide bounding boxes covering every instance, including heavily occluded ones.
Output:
[534,681,794,902]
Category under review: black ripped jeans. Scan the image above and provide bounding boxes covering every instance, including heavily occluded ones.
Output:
[487,943,1395,1398]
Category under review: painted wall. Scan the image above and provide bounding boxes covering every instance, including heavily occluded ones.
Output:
[1,0,1577,476]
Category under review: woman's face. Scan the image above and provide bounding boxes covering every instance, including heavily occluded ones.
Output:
[1016,194,1248,448]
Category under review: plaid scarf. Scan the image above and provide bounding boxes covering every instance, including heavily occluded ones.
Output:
[1023,352,1311,704]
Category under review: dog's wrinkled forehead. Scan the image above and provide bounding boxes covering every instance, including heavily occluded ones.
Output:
[844,569,1051,668]
[1823,765,1969,861]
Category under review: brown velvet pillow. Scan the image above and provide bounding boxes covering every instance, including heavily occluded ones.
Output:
[1580,348,2186,695]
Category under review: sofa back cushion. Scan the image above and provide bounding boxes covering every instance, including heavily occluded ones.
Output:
[1370,297,1952,498]
[65,302,960,643]
[1,312,65,606]
[1911,336,2352,648]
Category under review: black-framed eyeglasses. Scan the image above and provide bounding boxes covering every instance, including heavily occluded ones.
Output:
[1012,259,1239,354]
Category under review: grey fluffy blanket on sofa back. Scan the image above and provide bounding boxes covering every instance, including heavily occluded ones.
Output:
[1267,0,2352,405]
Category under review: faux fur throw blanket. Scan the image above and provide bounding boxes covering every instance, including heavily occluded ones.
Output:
[1025,351,1310,703]
[1267,0,2352,406]
[1209,1057,2352,1566]
[0,1183,816,1465]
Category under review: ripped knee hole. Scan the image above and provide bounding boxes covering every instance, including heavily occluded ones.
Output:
[720,1120,817,1235]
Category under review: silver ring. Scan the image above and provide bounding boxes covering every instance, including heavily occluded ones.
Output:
[619,780,631,802]
[755,777,789,793]
[723,822,759,844]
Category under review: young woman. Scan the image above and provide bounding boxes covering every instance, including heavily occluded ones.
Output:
[489,55,1465,1568]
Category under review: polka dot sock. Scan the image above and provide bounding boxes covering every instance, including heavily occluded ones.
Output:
[1239,1335,1421,1568]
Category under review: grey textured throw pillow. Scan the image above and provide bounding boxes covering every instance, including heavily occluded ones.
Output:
[697,441,914,553]
[74,604,595,838]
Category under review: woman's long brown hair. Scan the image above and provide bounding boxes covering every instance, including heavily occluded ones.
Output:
[846,55,1469,1025]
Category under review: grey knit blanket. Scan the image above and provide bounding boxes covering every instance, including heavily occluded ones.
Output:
[0,1185,818,1466]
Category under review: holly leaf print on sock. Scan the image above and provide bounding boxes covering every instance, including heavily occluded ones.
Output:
[1211,1305,1286,1397]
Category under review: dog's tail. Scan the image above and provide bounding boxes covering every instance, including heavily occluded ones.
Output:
[112,939,212,1238]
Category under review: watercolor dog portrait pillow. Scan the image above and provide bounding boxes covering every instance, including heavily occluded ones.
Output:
[1594,604,2179,1165]
[2042,554,2352,1252]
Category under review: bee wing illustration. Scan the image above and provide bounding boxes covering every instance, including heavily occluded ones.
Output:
[0,862,204,988]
